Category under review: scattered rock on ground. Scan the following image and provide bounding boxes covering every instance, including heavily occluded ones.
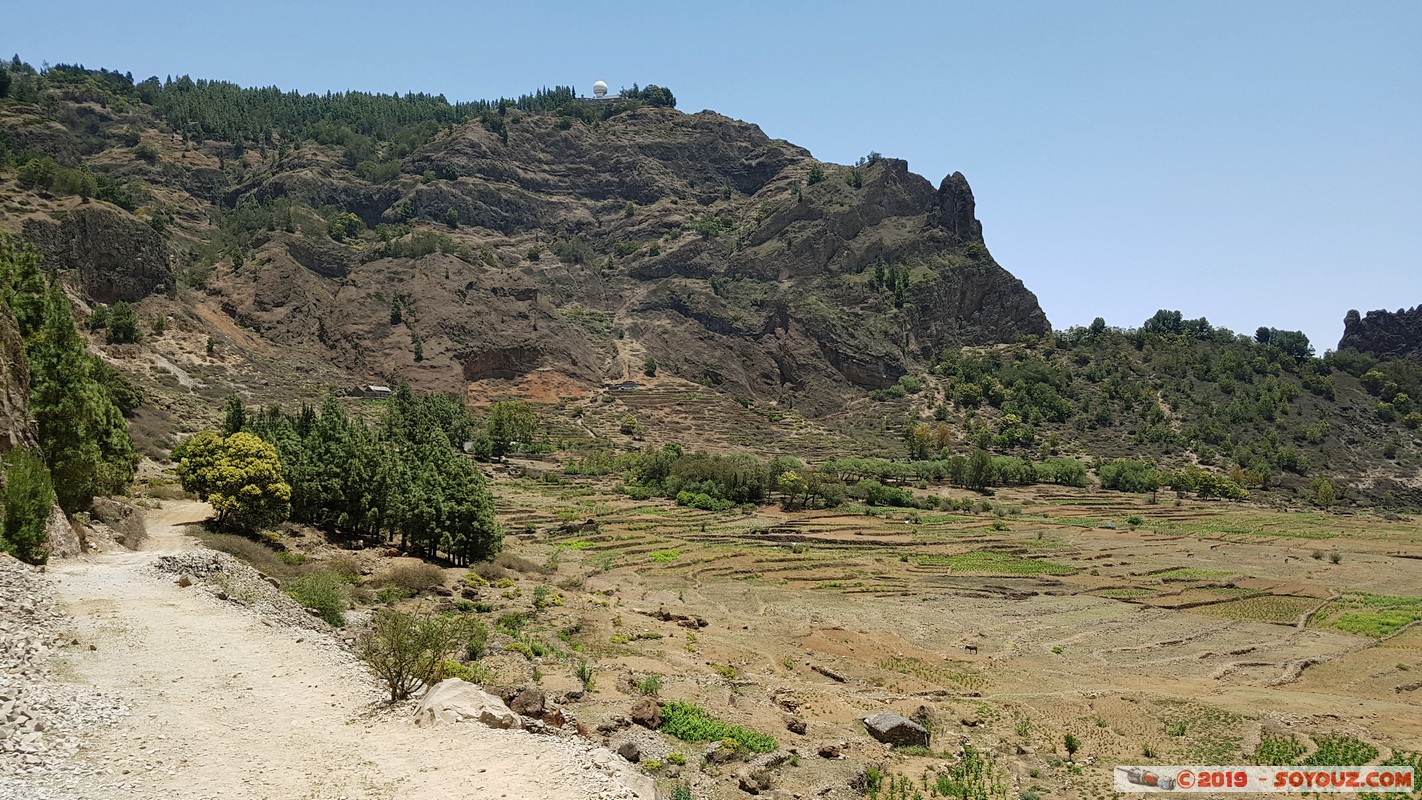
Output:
[738,766,772,794]
[629,698,661,729]
[0,553,128,791]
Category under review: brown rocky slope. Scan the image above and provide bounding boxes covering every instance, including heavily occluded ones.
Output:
[1,97,1048,416]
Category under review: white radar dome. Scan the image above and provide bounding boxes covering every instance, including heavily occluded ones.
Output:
[592,80,608,98]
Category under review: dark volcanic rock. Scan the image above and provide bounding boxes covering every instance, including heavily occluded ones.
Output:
[1339,306,1422,361]
[506,686,545,717]
[7,98,1051,414]
[24,207,174,303]
[933,171,985,243]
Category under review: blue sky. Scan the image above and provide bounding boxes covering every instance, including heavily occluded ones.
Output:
[9,0,1420,350]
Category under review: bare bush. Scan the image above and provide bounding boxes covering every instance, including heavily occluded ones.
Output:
[359,609,472,702]
[382,562,446,593]
[469,562,510,582]
[495,552,550,575]
[324,553,364,582]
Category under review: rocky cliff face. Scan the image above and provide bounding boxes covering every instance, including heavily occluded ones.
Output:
[1339,306,1422,361]
[23,207,174,304]
[0,308,38,455]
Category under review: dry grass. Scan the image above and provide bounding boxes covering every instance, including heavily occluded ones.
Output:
[195,530,305,580]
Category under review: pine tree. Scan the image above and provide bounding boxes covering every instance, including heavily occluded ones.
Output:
[0,234,47,337]
[106,301,140,344]
[28,285,136,511]
[222,393,246,435]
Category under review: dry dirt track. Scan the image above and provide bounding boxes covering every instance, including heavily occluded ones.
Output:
[40,501,647,800]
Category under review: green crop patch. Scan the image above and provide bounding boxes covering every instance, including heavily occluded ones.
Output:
[657,701,777,752]
[1253,734,1308,766]
[1193,595,1317,625]
[878,656,986,690]
[1095,588,1156,599]
[916,550,1075,575]
[1316,593,1422,637]
[1154,567,1236,581]
[1300,735,1379,767]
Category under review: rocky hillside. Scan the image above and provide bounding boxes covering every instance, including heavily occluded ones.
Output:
[1340,305,1422,361]
[0,65,1047,420]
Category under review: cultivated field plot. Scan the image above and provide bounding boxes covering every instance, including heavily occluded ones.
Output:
[483,470,1422,799]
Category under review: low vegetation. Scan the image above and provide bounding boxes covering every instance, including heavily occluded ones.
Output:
[658,701,777,753]
[358,609,475,702]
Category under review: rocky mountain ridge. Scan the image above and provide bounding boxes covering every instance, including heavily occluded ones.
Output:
[0,79,1048,416]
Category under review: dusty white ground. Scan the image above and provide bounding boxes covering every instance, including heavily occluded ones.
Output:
[14,501,647,800]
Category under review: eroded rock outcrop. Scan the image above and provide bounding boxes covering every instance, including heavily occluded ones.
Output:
[23,207,174,303]
[1339,305,1422,361]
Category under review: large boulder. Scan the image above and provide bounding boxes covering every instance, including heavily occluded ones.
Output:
[414,678,519,729]
[505,685,545,717]
[44,503,81,560]
[863,712,930,749]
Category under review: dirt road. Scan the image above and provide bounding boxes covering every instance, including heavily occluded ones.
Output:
[35,500,647,800]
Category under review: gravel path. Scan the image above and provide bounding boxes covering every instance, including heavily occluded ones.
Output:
[2,500,651,800]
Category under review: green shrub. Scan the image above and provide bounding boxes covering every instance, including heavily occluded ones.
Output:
[0,448,56,564]
[440,658,495,685]
[658,701,777,752]
[376,584,412,604]
[576,659,597,691]
[284,571,349,626]
[359,609,472,702]
[676,491,733,512]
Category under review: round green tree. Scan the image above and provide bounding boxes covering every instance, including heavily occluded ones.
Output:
[175,431,291,533]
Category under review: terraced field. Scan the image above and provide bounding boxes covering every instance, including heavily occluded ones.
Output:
[479,459,1422,800]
